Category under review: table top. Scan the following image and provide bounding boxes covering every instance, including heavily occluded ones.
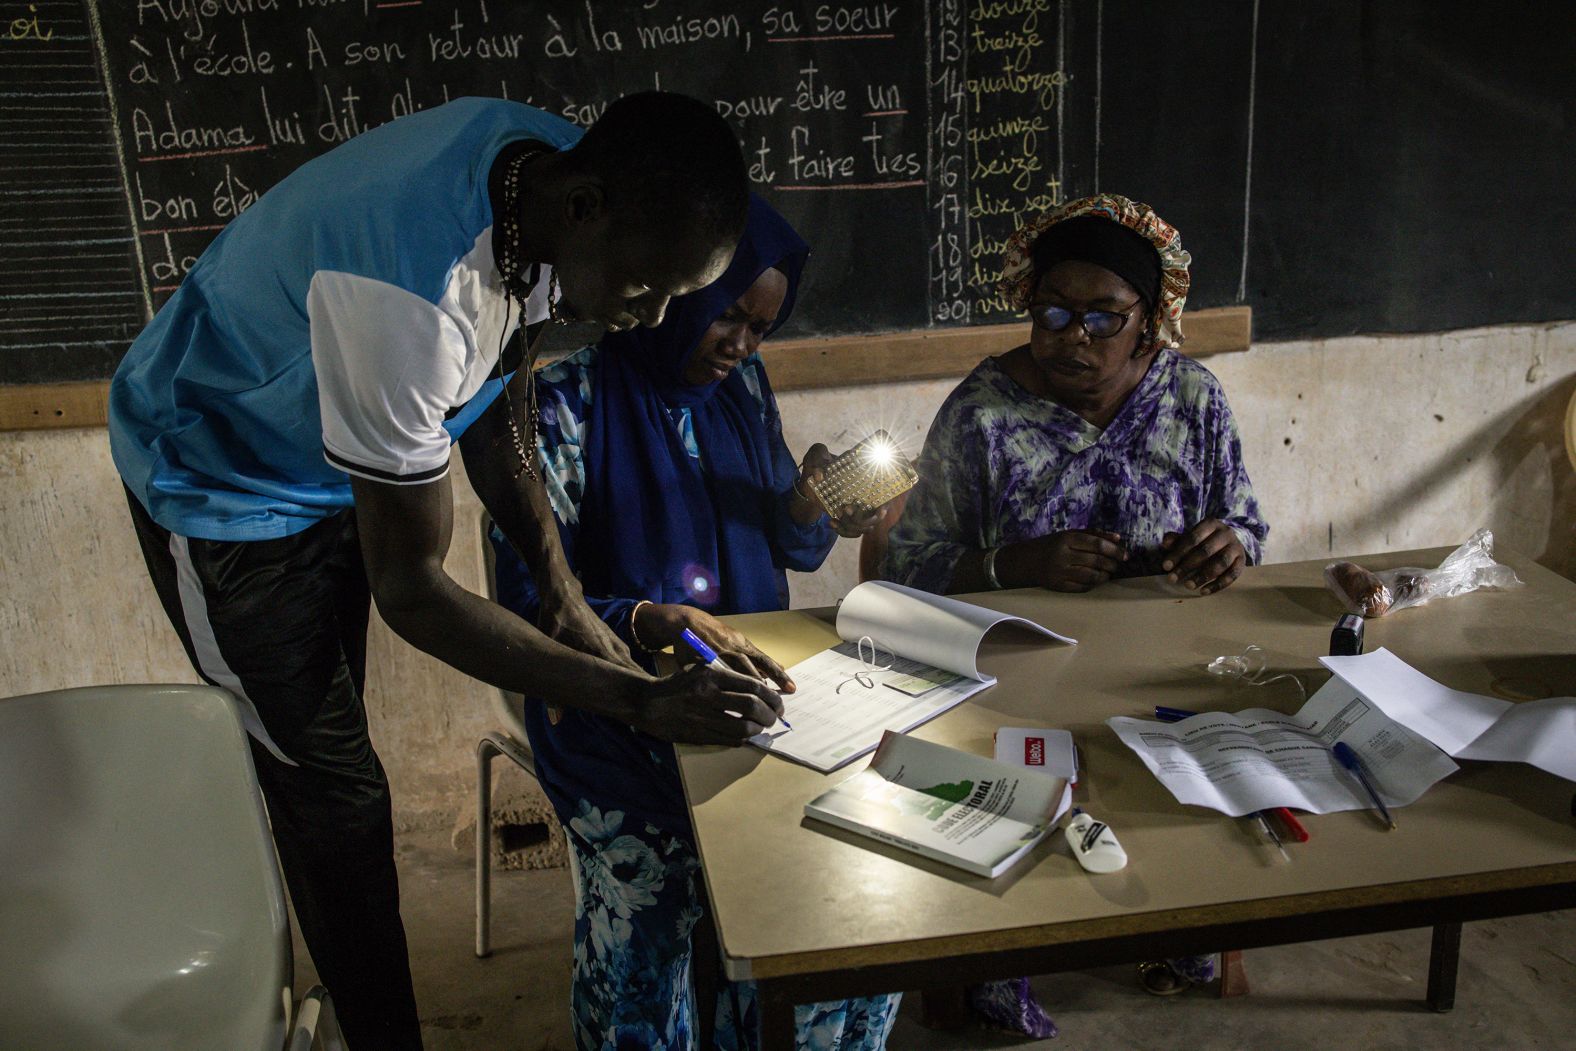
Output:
[677,549,1576,981]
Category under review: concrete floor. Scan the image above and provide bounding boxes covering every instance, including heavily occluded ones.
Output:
[293,830,1576,1050]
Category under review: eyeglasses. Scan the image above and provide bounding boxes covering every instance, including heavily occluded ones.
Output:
[1029,298,1143,339]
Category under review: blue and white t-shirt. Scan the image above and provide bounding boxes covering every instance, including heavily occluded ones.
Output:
[109,98,581,541]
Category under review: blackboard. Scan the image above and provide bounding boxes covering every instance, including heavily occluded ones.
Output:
[1,0,1573,385]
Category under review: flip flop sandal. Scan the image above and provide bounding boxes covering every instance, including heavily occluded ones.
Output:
[1139,960,1188,996]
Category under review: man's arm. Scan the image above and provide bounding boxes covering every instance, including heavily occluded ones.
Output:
[351,472,783,743]
[458,364,637,670]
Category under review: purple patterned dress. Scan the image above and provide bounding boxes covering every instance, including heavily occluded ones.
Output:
[882,348,1266,592]
[883,348,1266,1034]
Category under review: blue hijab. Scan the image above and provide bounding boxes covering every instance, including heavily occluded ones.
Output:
[575,196,810,615]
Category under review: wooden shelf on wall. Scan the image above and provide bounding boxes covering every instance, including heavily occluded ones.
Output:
[0,380,111,432]
[0,307,1250,431]
[762,305,1252,392]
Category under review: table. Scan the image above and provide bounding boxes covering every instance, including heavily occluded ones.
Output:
[675,549,1576,1049]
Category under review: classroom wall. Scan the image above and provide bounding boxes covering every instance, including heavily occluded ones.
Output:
[2,319,1572,832]
[781,320,1576,608]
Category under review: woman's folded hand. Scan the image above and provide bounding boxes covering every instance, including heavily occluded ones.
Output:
[1001,529,1128,592]
[1161,520,1246,594]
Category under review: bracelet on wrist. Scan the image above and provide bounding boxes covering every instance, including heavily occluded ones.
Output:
[629,600,660,653]
[983,546,1004,590]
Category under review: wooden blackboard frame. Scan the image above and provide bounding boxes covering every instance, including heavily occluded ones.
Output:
[0,305,1250,431]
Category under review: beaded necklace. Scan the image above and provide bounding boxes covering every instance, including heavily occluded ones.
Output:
[494,147,569,480]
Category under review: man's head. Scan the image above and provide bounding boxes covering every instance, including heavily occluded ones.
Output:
[550,92,748,331]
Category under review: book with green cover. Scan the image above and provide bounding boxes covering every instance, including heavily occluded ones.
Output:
[804,731,1071,878]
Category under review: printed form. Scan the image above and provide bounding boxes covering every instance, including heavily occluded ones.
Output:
[1108,679,1460,817]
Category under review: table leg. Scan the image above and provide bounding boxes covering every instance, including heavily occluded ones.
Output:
[758,986,797,1051]
[1427,922,1462,1012]
[1218,950,1250,998]
[691,895,719,1049]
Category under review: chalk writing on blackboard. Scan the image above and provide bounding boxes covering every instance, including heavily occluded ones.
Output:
[0,0,145,384]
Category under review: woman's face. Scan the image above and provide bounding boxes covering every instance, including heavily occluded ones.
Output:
[1026,260,1153,405]
[682,267,789,386]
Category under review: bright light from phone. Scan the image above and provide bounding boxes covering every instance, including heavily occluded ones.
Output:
[864,438,896,467]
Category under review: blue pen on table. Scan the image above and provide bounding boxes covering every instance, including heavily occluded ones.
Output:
[1153,705,1201,723]
[1152,704,1299,859]
[1333,740,1396,830]
[679,628,792,731]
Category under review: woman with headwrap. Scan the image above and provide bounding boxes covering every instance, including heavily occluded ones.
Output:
[882,195,1268,1029]
[884,194,1266,597]
[492,196,898,1050]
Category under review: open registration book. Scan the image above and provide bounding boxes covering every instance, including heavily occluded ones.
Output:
[754,582,1075,772]
[806,731,1072,878]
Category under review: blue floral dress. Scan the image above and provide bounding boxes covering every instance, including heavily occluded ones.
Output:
[494,346,900,1051]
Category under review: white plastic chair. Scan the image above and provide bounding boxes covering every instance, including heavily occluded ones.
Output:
[0,684,344,1051]
[475,517,542,958]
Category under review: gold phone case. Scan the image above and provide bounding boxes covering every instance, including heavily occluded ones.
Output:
[808,430,918,515]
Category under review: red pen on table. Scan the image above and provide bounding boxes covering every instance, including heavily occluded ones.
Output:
[1153,706,1313,845]
[1267,807,1310,842]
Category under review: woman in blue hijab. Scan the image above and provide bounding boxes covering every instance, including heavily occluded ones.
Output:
[492,196,898,1051]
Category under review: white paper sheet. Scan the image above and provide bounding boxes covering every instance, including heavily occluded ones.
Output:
[1107,679,1460,817]
[1457,698,1576,780]
[1322,648,1576,782]
[753,643,992,772]
[836,580,1075,681]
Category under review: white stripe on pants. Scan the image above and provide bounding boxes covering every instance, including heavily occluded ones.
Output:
[169,532,297,767]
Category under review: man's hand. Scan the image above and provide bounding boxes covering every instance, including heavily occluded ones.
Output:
[538,584,640,671]
[1161,520,1246,595]
[792,442,889,538]
[634,603,794,691]
[630,663,785,745]
[999,530,1128,592]
[350,473,651,715]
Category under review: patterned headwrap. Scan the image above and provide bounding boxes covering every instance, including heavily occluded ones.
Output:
[997,194,1192,349]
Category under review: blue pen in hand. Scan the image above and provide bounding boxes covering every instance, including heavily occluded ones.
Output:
[1333,741,1395,830]
[679,628,792,731]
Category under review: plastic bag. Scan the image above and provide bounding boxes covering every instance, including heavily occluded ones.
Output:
[1205,644,1307,701]
[1324,529,1522,618]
